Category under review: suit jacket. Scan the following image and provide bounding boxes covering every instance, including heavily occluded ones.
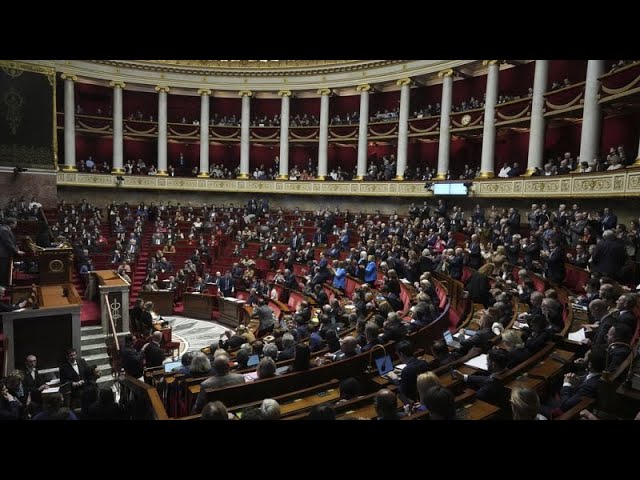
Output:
[601,214,618,231]
[399,357,431,402]
[0,224,18,258]
[59,358,91,395]
[560,373,601,412]
[21,368,47,397]
[545,247,565,284]
[194,373,246,412]
[467,373,508,406]
[144,342,164,368]
[591,239,626,278]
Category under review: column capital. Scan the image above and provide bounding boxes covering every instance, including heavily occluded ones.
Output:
[278,90,292,97]
[356,84,371,93]
[482,60,500,66]
[109,80,126,89]
[197,88,212,96]
[317,88,332,96]
[438,69,454,78]
[155,85,171,94]
[61,73,77,81]
[396,78,412,87]
[238,90,253,97]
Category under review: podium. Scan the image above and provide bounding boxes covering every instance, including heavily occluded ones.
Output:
[183,293,216,320]
[2,284,82,372]
[93,270,130,333]
[219,297,246,328]
[34,247,73,285]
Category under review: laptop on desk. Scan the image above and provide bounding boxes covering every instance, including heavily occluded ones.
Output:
[443,330,462,349]
[375,355,395,377]
[164,360,182,373]
[247,354,260,367]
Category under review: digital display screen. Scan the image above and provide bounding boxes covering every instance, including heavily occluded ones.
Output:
[432,183,468,195]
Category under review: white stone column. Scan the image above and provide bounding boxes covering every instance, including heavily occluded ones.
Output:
[61,74,77,171]
[479,60,500,178]
[579,60,605,166]
[525,60,549,175]
[635,130,640,167]
[317,88,331,180]
[155,86,170,175]
[356,84,371,180]
[278,90,292,179]
[436,69,454,179]
[395,79,411,180]
[198,89,212,177]
[109,81,125,173]
[238,90,252,179]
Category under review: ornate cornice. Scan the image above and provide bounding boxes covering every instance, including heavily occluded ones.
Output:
[96,60,403,77]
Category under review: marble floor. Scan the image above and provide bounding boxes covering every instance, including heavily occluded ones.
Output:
[163,316,232,359]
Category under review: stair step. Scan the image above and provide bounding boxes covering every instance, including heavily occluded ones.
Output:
[82,343,109,355]
[81,326,104,335]
[84,352,111,365]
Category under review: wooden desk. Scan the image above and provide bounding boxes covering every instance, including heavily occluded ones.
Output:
[457,399,500,420]
[140,290,174,316]
[183,293,216,320]
[218,297,247,328]
[280,388,340,415]
[505,374,544,391]
[527,349,575,380]
[2,284,82,372]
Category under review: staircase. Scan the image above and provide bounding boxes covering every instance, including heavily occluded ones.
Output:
[38,325,116,387]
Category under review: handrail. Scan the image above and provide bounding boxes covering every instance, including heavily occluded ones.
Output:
[2,335,8,378]
[103,292,120,353]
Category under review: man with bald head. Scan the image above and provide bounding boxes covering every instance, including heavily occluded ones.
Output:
[193,354,246,413]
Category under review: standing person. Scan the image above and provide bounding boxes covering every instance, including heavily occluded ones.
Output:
[59,348,92,408]
[0,218,25,287]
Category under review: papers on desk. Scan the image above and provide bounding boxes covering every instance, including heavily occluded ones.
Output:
[46,378,60,386]
[43,386,60,393]
[224,297,246,304]
[464,354,488,371]
[568,328,586,342]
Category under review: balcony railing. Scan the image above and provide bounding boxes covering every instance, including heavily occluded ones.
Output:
[57,168,640,198]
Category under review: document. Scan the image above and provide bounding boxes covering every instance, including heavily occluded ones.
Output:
[464,353,488,371]
[568,328,586,342]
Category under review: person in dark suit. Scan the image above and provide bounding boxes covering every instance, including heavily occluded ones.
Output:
[219,271,234,298]
[142,331,164,368]
[454,348,509,406]
[604,323,633,373]
[600,208,618,231]
[59,348,92,408]
[0,218,25,287]
[467,234,482,269]
[556,344,606,414]
[544,238,565,284]
[20,354,49,409]
[448,248,464,281]
[465,263,494,308]
[591,230,627,280]
[120,334,144,378]
[385,340,430,405]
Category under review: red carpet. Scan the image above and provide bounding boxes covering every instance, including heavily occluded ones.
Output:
[81,299,101,326]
